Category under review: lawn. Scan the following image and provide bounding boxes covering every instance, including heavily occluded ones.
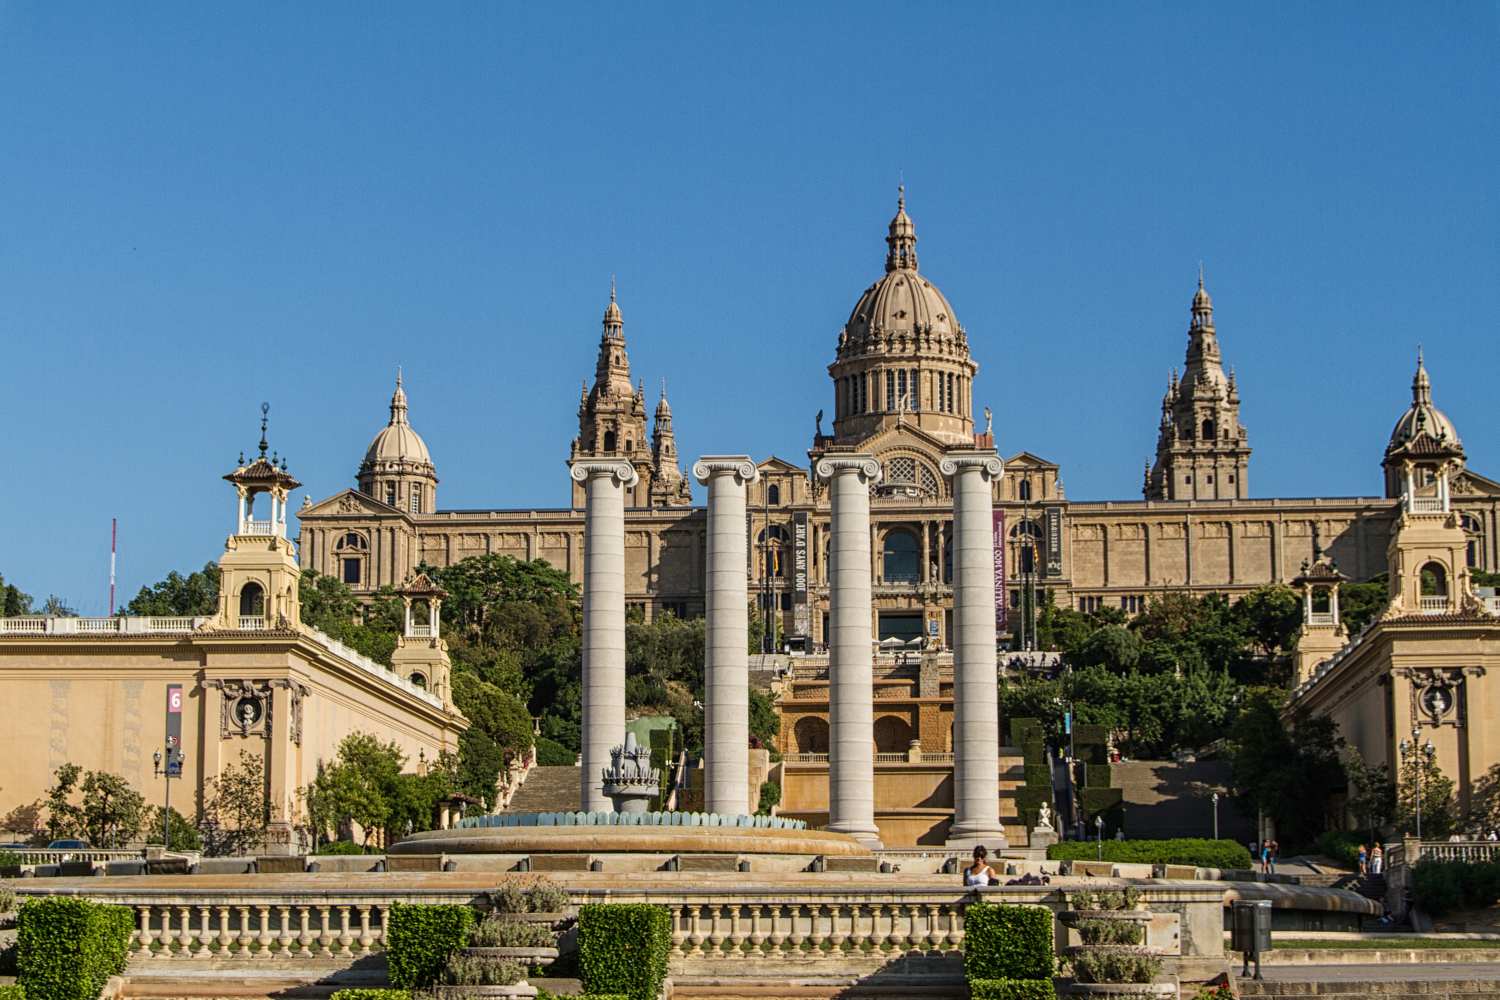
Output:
[1273,937,1500,950]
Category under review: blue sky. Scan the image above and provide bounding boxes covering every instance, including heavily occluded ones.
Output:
[1,4,1495,611]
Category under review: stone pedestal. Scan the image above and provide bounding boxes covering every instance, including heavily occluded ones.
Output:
[815,454,883,848]
[941,451,1009,851]
[693,456,758,816]
[569,460,639,812]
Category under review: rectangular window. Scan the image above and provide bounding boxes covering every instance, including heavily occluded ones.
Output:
[342,558,361,585]
[885,370,895,412]
[384,484,396,506]
[859,373,867,413]
[897,370,908,410]
[410,484,422,512]
[910,369,920,411]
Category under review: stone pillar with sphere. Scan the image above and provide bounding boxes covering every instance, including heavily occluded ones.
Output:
[814,453,883,848]
[569,459,639,812]
[940,450,1009,850]
[693,456,759,815]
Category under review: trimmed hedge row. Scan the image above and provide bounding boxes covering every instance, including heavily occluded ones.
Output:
[1412,860,1500,915]
[0,986,26,1000]
[1047,838,1252,869]
[963,903,1054,982]
[384,902,473,988]
[1079,787,1123,836]
[970,980,1057,1000]
[16,897,134,1000]
[330,991,410,1000]
[578,903,671,1000]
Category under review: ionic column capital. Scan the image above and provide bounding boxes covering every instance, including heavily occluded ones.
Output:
[692,455,758,486]
[815,454,881,485]
[939,450,1004,481]
[569,459,640,488]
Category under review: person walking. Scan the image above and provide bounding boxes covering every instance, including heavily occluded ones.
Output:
[1259,839,1270,875]
[1357,843,1368,875]
[1269,839,1280,875]
[1371,844,1384,875]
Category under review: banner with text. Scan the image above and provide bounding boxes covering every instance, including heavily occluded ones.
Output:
[1045,506,1063,577]
[792,511,811,638]
[993,509,1007,631]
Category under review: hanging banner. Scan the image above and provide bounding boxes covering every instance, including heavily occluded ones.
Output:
[792,511,811,638]
[164,684,184,776]
[992,510,1007,631]
[1045,506,1063,577]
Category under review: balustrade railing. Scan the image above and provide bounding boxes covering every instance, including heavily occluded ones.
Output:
[0,618,48,633]
[1419,596,1448,613]
[239,520,276,536]
[1401,840,1500,865]
[1405,496,1446,514]
[0,616,205,636]
[128,900,390,959]
[1307,612,1335,626]
[664,897,965,961]
[238,616,267,630]
[4,848,145,865]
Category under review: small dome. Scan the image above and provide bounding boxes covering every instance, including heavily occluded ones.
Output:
[1387,351,1462,454]
[363,372,434,469]
[841,189,964,344]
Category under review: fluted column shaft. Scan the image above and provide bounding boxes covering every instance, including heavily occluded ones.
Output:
[694,456,758,815]
[569,459,639,812]
[816,454,883,847]
[942,451,1008,849]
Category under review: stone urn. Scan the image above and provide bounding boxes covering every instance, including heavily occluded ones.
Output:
[1060,892,1175,999]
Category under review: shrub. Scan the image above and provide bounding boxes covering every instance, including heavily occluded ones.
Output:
[1075,919,1143,946]
[315,839,366,855]
[534,737,576,766]
[1412,859,1500,915]
[1048,838,1252,870]
[969,980,1057,1000]
[1015,786,1050,831]
[0,940,17,976]
[1010,718,1044,749]
[1083,763,1111,788]
[385,902,474,988]
[1079,788,1123,836]
[1022,741,1046,769]
[963,903,1054,982]
[440,955,525,986]
[1072,949,1161,984]
[330,991,410,1000]
[1313,830,1366,870]
[0,852,22,870]
[1067,889,1139,912]
[578,904,671,1000]
[528,880,570,914]
[469,916,556,948]
[756,780,781,816]
[0,888,16,915]
[16,897,134,1000]
[1023,765,1051,789]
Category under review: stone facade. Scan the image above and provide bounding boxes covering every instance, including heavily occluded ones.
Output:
[296,195,1500,651]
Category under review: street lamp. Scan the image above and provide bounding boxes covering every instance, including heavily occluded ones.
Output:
[152,742,186,851]
[1398,728,1438,840]
[1095,815,1104,861]
[1211,792,1220,841]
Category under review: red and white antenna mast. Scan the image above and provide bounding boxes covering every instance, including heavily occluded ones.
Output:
[109,518,117,616]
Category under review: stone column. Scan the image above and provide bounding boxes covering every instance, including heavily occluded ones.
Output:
[569,459,639,812]
[693,456,759,816]
[814,454,883,847]
[941,450,1009,850]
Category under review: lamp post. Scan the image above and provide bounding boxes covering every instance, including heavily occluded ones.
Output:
[1095,814,1104,861]
[1399,728,1438,840]
[152,742,186,851]
[1211,791,1220,841]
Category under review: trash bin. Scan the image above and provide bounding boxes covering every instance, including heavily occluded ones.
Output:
[1230,899,1273,978]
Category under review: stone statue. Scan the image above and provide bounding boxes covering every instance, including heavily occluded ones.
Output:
[815,409,824,438]
[984,406,993,435]
[1035,801,1053,831]
[601,731,660,814]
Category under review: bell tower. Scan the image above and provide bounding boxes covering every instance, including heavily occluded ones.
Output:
[1291,541,1348,686]
[570,281,653,506]
[217,404,303,631]
[390,573,457,713]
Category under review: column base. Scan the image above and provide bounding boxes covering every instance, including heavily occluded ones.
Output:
[827,821,884,850]
[946,826,1010,853]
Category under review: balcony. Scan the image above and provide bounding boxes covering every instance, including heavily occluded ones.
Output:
[1419,596,1448,614]
[239,520,275,536]
[1307,611,1335,626]
[1405,496,1447,514]
[410,625,435,638]
[238,616,267,630]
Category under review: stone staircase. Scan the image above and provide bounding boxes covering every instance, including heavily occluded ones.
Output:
[1296,872,1388,901]
[1240,977,1500,998]
[1110,759,1254,842]
[500,764,582,814]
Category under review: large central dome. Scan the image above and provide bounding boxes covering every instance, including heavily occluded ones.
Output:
[826,190,977,446]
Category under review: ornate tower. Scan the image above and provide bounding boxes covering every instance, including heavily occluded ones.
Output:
[649,383,692,507]
[217,405,303,631]
[389,572,458,713]
[1382,349,1466,499]
[570,283,654,507]
[358,371,439,513]
[1145,273,1251,500]
[1291,541,1349,686]
[827,188,978,446]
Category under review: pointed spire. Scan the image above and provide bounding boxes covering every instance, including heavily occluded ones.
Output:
[389,369,410,426]
[656,377,671,415]
[1191,266,1213,326]
[1412,345,1431,405]
[884,185,918,272]
[602,275,623,334]
[258,402,270,458]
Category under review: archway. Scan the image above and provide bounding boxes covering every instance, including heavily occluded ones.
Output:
[238,582,265,618]
[873,715,913,753]
[1420,561,1448,597]
[793,716,829,754]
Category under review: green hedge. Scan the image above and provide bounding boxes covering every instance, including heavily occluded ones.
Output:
[17,897,134,1000]
[384,902,474,988]
[315,840,367,855]
[1412,860,1500,915]
[0,986,26,1000]
[1073,724,1108,749]
[1023,764,1051,789]
[963,903,1054,982]
[579,904,671,1000]
[1313,831,1365,870]
[970,979,1057,1000]
[1009,717,1044,748]
[1047,838,1252,869]
[535,736,576,766]
[1079,787,1123,836]
[1014,785,1050,832]
[1082,763,1111,788]
[330,991,410,1000]
[1022,741,1046,769]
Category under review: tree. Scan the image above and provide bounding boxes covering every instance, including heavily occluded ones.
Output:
[1468,764,1500,835]
[40,595,75,617]
[1397,752,1458,839]
[0,800,44,843]
[1337,575,1389,636]
[749,688,779,752]
[78,770,147,847]
[299,570,403,665]
[198,750,270,857]
[146,806,203,852]
[0,574,33,616]
[1343,750,1396,840]
[1236,585,1302,659]
[1230,688,1346,847]
[125,563,220,616]
[44,764,85,840]
[303,733,423,848]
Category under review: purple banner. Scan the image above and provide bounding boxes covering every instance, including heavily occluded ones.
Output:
[992,509,1007,631]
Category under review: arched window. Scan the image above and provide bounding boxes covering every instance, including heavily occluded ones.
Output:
[1018,479,1032,502]
[1420,561,1448,596]
[410,483,423,513]
[1202,419,1216,441]
[1461,514,1484,569]
[768,484,781,506]
[873,715,913,754]
[793,716,829,754]
[1010,520,1043,574]
[1310,588,1332,614]
[758,524,791,578]
[603,430,617,452]
[239,582,265,617]
[882,529,920,583]
[335,532,367,586]
[409,672,427,690]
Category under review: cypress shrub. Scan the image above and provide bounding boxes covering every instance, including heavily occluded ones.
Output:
[16,897,134,1000]
[963,903,1054,982]
[1079,788,1124,835]
[1023,764,1051,789]
[969,980,1057,1000]
[384,902,474,988]
[578,904,671,1000]
[1083,763,1111,788]
[1010,718,1044,749]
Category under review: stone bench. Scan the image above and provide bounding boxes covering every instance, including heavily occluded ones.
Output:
[528,854,594,872]
[1068,860,1115,877]
[810,855,880,873]
[670,854,741,872]
[255,856,307,874]
[387,854,446,872]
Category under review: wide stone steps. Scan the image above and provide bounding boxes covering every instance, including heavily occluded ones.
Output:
[502,764,582,814]
[1240,978,1500,998]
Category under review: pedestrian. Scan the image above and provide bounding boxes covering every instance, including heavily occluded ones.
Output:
[1260,839,1270,875]
[1357,843,1368,875]
[1269,839,1279,875]
[1371,844,1384,875]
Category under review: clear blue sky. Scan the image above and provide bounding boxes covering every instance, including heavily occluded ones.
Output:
[1,4,1495,612]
